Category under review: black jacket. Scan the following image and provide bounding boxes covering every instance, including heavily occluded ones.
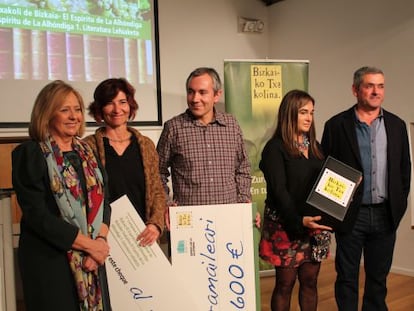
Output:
[321,105,411,233]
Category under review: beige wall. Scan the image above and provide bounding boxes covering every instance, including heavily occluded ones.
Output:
[157,0,270,122]
[267,0,414,131]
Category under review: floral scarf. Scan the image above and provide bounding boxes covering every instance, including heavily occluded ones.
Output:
[40,136,105,311]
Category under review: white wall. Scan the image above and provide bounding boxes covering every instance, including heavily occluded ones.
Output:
[267,0,414,275]
[267,0,414,129]
[157,0,270,122]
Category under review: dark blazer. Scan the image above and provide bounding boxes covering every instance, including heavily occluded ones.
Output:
[12,141,111,311]
[321,105,411,233]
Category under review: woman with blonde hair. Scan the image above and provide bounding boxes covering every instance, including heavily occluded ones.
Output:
[13,80,111,310]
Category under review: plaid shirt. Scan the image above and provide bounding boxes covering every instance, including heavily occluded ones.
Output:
[157,109,251,206]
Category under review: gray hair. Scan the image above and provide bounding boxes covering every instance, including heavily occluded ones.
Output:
[186,67,222,93]
[353,66,384,89]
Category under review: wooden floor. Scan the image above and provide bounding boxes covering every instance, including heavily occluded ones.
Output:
[260,259,414,311]
[16,258,414,311]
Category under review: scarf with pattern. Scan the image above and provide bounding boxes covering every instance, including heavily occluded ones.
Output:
[40,136,105,311]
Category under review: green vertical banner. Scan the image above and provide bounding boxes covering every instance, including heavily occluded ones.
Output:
[224,59,309,272]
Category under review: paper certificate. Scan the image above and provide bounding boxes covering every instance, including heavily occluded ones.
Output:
[169,203,259,311]
[106,195,197,310]
[315,168,357,207]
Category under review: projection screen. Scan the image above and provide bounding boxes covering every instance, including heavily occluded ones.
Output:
[0,0,161,129]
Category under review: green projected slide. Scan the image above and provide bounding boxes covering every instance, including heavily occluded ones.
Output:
[0,0,161,126]
[0,3,151,39]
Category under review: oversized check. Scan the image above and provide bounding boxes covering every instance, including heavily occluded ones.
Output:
[106,195,197,310]
[170,203,259,311]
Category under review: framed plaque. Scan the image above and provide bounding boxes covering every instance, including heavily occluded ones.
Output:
[306,156,362,222]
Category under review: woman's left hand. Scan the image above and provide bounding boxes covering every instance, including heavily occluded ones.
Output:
[83,255,99,272]
[303,216,332,231]
[137,224,160,246]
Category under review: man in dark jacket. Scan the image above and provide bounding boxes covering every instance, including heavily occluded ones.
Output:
[321,66,411,311]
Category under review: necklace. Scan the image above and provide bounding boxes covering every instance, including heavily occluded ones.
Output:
[294,134,310,151]
[105,135,131,143]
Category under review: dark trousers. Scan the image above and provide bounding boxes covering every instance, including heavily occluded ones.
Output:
[335,203,396,311]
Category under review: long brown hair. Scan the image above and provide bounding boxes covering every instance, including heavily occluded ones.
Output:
[273,89,323,159]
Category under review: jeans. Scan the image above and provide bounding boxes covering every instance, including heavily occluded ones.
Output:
[335,203,396,311]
